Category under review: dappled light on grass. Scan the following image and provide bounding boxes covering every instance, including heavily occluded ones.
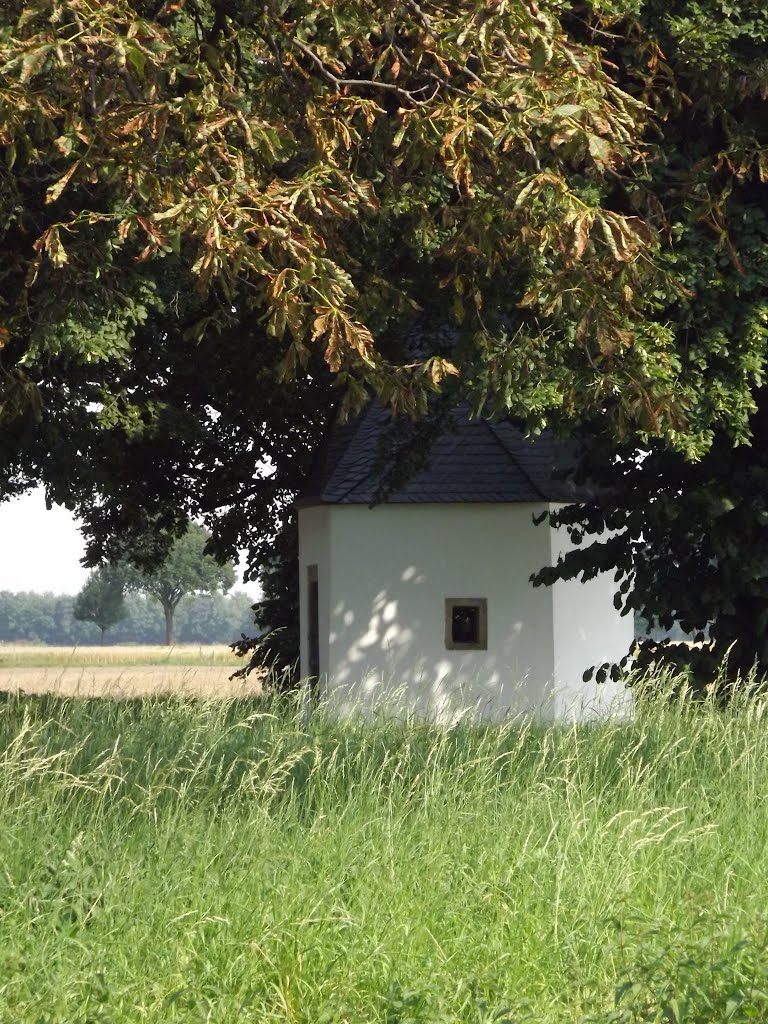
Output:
[0,673,767,1021]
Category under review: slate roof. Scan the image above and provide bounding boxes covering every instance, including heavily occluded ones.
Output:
[302,403,590,505]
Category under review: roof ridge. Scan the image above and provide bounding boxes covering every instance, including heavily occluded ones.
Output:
[486,420,548,501]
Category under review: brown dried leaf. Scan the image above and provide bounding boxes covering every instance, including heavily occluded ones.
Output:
[324,316,344,372]
[45,161,80,204]
[312,310,330,341]
[572,210,594,262]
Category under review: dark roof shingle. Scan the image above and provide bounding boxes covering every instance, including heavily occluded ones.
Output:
[302,404,589,505]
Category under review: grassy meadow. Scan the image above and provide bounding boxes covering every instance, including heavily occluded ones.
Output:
[1,677,768,1022]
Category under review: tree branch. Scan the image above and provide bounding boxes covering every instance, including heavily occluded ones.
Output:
[259,11,295,92]
[289,37,432,106]
[402,0,434,34]
[207,1,228,45]
[118,68,143,103]
[500,43,534,74]
[403,2,533,76]
[185,0,206,42]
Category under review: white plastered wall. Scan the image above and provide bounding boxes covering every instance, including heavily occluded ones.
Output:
[298,502,632,721]
[549,507,634,720]
[303,504,557,719]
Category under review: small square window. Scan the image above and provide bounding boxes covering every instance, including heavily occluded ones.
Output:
[445,598,487,651]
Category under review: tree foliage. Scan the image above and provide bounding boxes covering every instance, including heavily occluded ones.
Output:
[539,402,768,688]
[1,1,768,684]
[124,523,236,644]
[231,513,299,687]
[533,0,768,686]
[72,566,127,641]
[0,0,713,645]
[0,0,749,458]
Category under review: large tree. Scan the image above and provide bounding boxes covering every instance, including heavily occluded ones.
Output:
[0,0,691,615]
[125,524,236,645]
[533,1,768,687]
[1,1,750,471]
[1,1,768,681]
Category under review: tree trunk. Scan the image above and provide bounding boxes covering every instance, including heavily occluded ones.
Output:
[163,603,174,646]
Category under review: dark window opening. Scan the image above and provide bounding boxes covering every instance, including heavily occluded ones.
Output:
[452,605,479,644]
[445,598,487,651]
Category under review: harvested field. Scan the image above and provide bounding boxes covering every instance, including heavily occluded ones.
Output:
[0,664,262,698]
[0,644,262,697]
[0,643,240,667]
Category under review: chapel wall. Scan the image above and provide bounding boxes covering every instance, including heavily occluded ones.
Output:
[323,503,556,720]
[549,507,634,720]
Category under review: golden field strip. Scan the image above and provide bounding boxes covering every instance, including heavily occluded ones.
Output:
[0,644,262,698]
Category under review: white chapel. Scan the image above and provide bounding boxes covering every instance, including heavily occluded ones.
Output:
[297,404,632,721]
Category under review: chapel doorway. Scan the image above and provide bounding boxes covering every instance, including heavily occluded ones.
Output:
[307,564,320,699]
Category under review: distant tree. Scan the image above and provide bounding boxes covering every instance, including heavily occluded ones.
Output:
[176,591,256,645]
[112,593,164,646]
[0,591,55,643]
[125,524,236,645]
[73,567,127,643]
[0,586,255,645]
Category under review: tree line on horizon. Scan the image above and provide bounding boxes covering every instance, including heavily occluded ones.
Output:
[0,589,256,647]
[0,522,258,647]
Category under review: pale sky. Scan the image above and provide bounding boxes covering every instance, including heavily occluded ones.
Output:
[0,488,262,599]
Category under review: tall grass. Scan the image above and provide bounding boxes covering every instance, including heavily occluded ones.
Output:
[1,677,768,1022]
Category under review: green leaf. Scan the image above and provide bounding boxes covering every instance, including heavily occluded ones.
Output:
[553,104,583,118]
[530,36,553,70]
[126,45,146,77]
[20,45,52,83]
